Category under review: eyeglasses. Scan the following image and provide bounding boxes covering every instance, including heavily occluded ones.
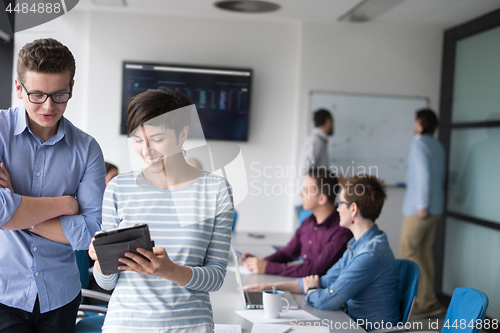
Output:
[20,81,72,104]
[336,199,364,212]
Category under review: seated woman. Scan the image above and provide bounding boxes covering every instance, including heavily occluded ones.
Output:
[89,88,234,333]
[245,175,400,331]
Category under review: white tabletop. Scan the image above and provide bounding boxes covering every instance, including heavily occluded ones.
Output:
[211,232,366,333]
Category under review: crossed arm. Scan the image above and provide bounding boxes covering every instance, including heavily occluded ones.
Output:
[0,162,79,243]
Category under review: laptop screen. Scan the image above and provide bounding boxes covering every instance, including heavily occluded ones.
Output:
[230,247,248,306]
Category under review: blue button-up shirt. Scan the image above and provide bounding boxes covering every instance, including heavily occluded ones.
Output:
[402,134,445,216]
[297,225,400,330]
[0,107,105,313]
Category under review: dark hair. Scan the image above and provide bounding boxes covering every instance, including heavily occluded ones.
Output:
[416,108,439,134]
[17,38,76,83]
[339,175,387,222]
[313,109,332,127]
[105,162,118,174]
[307,167,339,205]
[127,88,193,140]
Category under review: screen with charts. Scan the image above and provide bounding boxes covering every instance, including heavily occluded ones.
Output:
[121,62,252,141]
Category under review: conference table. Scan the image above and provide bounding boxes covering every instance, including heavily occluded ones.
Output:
[211,232,366,332]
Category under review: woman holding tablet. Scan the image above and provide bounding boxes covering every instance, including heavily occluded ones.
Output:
[245,175,400,331]
[89,89,234,333]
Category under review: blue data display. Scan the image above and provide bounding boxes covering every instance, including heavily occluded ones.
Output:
[121,62,252,141]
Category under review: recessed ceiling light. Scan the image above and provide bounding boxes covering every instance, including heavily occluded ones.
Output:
[91,0,127,7]
[214,1,280,14]
[339,0,404,22]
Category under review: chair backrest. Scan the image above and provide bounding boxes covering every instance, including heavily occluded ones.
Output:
[397,259,420,323]
[75,315,106,333]
[298,210,313,226]
[74,250,90,289]
[441,288,489,333]
[232,210,238,230]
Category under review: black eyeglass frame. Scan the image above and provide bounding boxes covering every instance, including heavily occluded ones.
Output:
[20,81,72,104]
[336,199,363,211]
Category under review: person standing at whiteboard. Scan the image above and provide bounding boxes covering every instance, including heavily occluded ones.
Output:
[295,109,333,219]
[399,109,445,318]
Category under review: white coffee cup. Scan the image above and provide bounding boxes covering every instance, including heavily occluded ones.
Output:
[262,290,290,318]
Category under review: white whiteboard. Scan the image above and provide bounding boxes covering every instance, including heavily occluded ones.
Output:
[310,91,428,186]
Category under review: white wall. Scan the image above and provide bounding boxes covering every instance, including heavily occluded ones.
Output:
[12,11,444,244]
[298,22,443,254]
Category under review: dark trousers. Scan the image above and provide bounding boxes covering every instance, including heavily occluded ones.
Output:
[0,292,81,333]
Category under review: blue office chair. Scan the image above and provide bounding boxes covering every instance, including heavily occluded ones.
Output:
[440,288,488,333]
[372,259,420,333]
[232,210,238,231]
[75,306,107,333]
[74,250,90,289]
[408,287,488,333]
[298,209,313,226]
[74,251,110,333]
[397,259,420,324]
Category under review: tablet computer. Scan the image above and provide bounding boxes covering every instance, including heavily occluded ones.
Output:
[93,224,155,275]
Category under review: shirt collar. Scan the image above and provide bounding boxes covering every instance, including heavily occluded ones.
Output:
[14,106,70,145]
[14,106,29,136]
[348,224,380,249]
[413,134,422,140]
[313,127,328,140]
[50,117,70,146]
[313,210,338,227]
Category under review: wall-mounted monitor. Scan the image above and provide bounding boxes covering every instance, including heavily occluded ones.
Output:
[121,62,252,141]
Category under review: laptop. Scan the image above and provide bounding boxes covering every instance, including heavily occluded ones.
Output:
[230,246,299,309]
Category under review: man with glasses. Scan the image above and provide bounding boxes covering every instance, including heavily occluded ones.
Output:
[0,38,106,332]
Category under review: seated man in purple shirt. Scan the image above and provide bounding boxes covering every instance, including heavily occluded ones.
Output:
[241,167,352,277]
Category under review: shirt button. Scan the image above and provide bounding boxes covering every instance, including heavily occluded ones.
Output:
[314,226,318,231]
[330,289,334,294]
[36,172,41,177]
[303,254,308,259]
[308,240,312,245]
[33,247,38,252]
[35,272,40,276]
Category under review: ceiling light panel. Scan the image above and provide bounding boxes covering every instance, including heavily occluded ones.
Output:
[339,0,404,22]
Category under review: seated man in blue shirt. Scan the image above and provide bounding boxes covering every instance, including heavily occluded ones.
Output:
[241,167,352,277]
[245,175,400,331]
[0,38,106,333]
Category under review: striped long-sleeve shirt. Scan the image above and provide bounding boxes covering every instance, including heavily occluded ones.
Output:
[94,170,234,331]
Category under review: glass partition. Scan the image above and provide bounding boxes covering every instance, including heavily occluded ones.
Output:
[447,127,500,224]
[440,9,500,322]
[452,25,500,123]
[443,217,500,319]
